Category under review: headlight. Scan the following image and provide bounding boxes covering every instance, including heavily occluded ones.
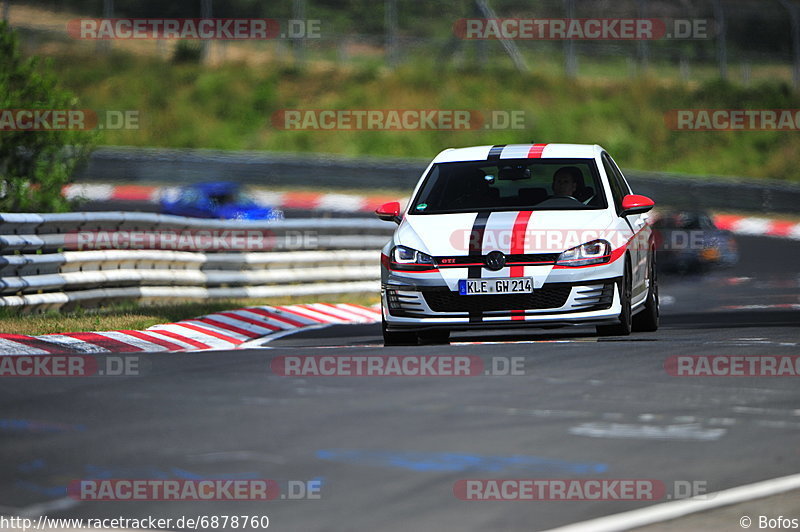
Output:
[390,246,435,269]
[556,240,611,267]
[392,245,434,264]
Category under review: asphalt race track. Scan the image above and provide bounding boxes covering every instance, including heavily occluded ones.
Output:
[0,236,798,531]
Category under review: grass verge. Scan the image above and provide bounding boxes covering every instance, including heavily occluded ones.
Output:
[37,52,800,183]
[0,293,380,336]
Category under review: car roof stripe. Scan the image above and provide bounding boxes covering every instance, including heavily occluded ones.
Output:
[499,144,533,159]
[487,145,506,160]
[528,143,548,158]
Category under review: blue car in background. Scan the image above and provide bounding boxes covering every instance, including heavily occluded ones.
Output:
[160,182,282,221]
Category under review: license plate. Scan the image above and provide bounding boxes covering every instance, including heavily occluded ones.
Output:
[458,278,533,295]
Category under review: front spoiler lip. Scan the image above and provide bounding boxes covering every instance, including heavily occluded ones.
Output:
[385,317,620,333]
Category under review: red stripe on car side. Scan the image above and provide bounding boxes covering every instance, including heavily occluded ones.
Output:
[552,243,626,269]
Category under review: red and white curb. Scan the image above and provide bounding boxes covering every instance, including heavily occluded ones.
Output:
[713,214,800,240]
[0,303,381,355]
[62,183,403,214]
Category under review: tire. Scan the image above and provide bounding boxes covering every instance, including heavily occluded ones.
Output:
[596,258,632,337]
[382,317,418,346]
[417,329,450,345]
[632,249,659,332]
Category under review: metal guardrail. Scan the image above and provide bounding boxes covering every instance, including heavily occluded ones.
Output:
[0,212,392,252]
[625,172,800,215]
[0,213,391,310]
[75,146,429,191]
[76,147,800,214]
[0,212,393,234]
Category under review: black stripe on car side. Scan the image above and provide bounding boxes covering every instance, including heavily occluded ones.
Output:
[467,211,490,323]
[487,145,505,160]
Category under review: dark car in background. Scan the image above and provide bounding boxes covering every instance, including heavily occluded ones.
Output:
[160,181,282,221]
[652,210,738,273]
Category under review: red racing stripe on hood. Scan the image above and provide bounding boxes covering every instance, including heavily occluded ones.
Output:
[509,210,533,277]
[510,210,533,320]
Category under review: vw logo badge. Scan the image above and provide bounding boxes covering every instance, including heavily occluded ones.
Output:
[484,250,506,271]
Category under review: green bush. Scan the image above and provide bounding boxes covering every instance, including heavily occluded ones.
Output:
[172,40,203,64]
[0,21,95,212]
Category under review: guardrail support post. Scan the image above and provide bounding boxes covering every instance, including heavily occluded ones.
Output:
[711,0,728,80]
[200,0,212,63]
[385,0,398,68]
[293,0,307,65]
[636,0,650,71]
[779,0,800,89]
[563,0,577,77]
[97,0,114,54]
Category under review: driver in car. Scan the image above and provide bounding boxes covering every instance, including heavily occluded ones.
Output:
[552,166,580,197]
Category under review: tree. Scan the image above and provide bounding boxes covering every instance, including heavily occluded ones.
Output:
[0,21,95,212]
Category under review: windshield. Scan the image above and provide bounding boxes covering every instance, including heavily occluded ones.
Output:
[409,158,607,214]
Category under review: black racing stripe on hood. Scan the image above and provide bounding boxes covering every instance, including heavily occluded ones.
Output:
[467,211,490,323]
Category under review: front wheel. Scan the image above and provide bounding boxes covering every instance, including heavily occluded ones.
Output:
[632,249,659,332]
[596,258,632,337]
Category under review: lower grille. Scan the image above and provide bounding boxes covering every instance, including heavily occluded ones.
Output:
[423,285,572,312]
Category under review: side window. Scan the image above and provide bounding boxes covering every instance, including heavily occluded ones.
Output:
[608,156,632,195]
[412,165,441,212]
[601,153,624,214]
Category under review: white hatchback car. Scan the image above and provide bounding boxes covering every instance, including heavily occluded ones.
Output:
[376,143,659,345]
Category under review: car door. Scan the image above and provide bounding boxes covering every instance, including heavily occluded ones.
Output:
[601,153,646,301]
[606,153,650,302]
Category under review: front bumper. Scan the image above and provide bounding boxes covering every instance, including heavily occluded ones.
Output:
[382,276,622,331]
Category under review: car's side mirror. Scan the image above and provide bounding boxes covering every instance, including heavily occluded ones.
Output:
[375,201,402,224]
[621,194,655,216]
